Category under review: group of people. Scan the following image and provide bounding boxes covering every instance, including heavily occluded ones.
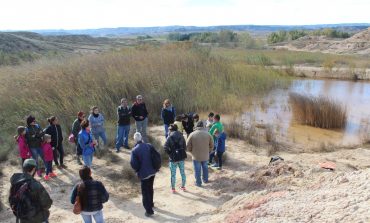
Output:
[10,95,227,222]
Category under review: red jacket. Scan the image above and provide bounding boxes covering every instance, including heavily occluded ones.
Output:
[17,135,31,159]
[42,142,54,162]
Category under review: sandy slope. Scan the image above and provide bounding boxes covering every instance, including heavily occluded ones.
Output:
[1,126,369,222]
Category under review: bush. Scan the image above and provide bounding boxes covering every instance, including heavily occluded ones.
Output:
[224,120,246,140]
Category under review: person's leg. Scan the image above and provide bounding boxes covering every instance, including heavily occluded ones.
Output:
[193,160,202,186]
[58,144,65,166]
[30,148,39,170]
[142,118,148,141]
[53,146,59,166]
[115,126,124,151]
[201,161,209,183]
[123,125,130,148]
[149,175,155,210]
[209,150,215,164]
[81,213,93,223]
[169,162,177,189]
[45,161,51,175]
[218,152,224,168]
[141,178,153,214]
[179,161,186,187]
[82,155,92,167]
[100,131,107,146]
[164,124,169,138]
[76,143,83,165]
[92,210,105,223]
[136,120,143,135]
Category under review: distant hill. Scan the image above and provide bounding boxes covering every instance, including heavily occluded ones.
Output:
[27,24,370,37]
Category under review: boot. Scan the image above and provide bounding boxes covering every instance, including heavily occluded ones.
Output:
[77,156,83,165]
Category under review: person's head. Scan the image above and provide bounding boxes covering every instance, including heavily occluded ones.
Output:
[214,114,221,122]
[43,134,51,143]
[134,132,142,143]
[79,166,92,181]
[182,114,188,122]
[196,120,204,129]
[15,126,26,140]
[175,115,182,122]
[23,159,37,176]
[169,124,178,132]
[163,99,171,108]
[26,115,36,126]
[77,111,85,120]
[47,116,58,125]
[208,112,215,121]
[193,113,199,123]
[121,98,128,107]
[91,106,99,115]
[136,95,144,104]
[80,119,90,131]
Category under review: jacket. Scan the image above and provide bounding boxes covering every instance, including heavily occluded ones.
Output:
[182,119,194,135]
[78,130,94,156]
[117,105,131,126]
[164,131,187,162]
[173,121,184,133]
[131,102,148,121]
[130,142,156,180]
[25,124,44,149]
[209,122,224,139]
[186,128,214,161]
[44,124,63,148]
[72,118,82,138]
[10,173,53,223]
[161,106,176,125]
[215,132,227,153]
[17,135,31,159]
[70,179,109,212]
[88,114,105,134]
[41,142,54,162]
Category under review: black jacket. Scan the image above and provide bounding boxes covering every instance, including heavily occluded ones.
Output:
[44,124,63,148]
[182,117,194,135]
[164,131,187,162]
[132,102,148,121]
[25,124,44,149]
[117,105,131,126]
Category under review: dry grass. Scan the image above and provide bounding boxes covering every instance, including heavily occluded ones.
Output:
[224,120,247,140]
[147,135,168,165]
[289,92,347,129]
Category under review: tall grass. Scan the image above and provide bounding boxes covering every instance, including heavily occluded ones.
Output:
[0,43,289,155]
[289,93,347,129]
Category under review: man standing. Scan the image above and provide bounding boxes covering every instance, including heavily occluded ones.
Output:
[9,159,53,223]
[130,132,157,217]
[209,114,224,143]
[116,98,131,152]
[72,111,85,165]
[132,95,149,142]
[186,122,214,187]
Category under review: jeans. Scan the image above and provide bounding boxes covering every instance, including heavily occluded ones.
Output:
[141,175,155,214]
[30,147,45,170]
[53,144,64,166]
[81,210,104,223]
[45,161,53,175]
[115,125,130,150]
[209,151,224,167]
[193,160,208,186]
[170,161,186,189]
[136,118,148,142]
[164,124,169,138]
[82,154,93,167]
[92,131,107,146]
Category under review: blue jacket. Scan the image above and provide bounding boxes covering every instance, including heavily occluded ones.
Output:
[78,130,94,156]
[215,132,227,153]
[161,106,176,125]
[130,142,156,180]
[88,114,105,134]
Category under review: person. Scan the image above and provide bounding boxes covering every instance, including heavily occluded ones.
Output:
[78,120,95,168]
[41,134,57,181]
[25,115,45,177]
[131,95,149,142]
[70,166,109,223]
[164,124,187,193]
[116,98,131,152]
[174,115,184,134]
[208,130,227,170]
[209,114,224,144]
[9,158,53,223]
[182,114,194,138]
[72,111,85,165]
[161,99,176,138]
[130,132,156,217]
[44,116,65,168]
[193,113,200,127]
[205,112,215,131]
[88,106,107,147]
[186,121,214,187]
[14,126,31,166]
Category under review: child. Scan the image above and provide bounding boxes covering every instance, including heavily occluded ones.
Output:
[14,126,31,166]
[206,112,215,131]
[209,129,227,170]
[174,115,184,134]
[42,134,57,180]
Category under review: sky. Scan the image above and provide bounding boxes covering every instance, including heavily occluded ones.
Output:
[1,0,369,30]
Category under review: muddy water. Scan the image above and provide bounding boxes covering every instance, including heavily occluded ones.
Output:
[244,79,370,146]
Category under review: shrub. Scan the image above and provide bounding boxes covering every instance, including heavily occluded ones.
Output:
[224,120,246,140]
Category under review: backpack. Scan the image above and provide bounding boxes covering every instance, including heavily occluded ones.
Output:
[171,138,187,162]
[148,144,161,171]
[9,180,39,221]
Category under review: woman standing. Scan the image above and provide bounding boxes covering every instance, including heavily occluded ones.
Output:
[161,99,176,138]
[88,106,107,147]
[72,111,85,165]
[71,166,109,223]
[44,116,66,168]
[25,115,45,177]
[78,120,95,167]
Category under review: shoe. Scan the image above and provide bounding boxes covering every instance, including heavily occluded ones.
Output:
[60,164,67,169]
[208,162,212,166]
[116,150,120,153]
[37,170,42,177]
[217,167,222,170]
[180,186,187,191]
[195,183,202,187]
[124,145,130,150]
[77,158,83,165]
[44,175,50,181]
[171,188,176,193]
[49,172,57,178]
[145,212,154,217]
[211,164,219,168]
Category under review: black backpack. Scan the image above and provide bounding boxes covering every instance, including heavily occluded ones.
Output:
[148,144,162,172]
[9,180,39,221]
[171,139,187,162]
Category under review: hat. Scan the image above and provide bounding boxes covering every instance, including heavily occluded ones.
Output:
[196,121,204,128]
[77,111,85,117]
[134,132,142,142]
[26,115,35,126]
[23,159,37,168]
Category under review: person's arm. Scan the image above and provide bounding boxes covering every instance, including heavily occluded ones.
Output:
[130,151,140,172]
[58,125,63,141]
[144,103,149,117]
[173,107,176,119]
[209,135,214,153]
[70,184,78,204]
[72,121,79,137]
[181,135,187,151]
[99,182,109,203]
[186,135,192,153]
[78,134,86,151]
[164,138,172,155]
[36,125,45,138]
[37,183,53,210]
[209,124,216,135]
[161,108,164,121]
[131,105,138,119]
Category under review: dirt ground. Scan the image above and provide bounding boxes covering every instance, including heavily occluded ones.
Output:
[0,126,369,223]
